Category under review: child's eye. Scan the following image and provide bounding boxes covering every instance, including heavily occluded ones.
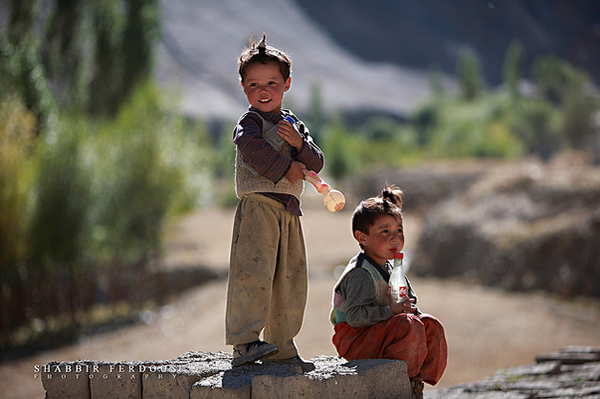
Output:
[269,81,278,85]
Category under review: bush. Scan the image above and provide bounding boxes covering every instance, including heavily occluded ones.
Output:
[0,83,214,350]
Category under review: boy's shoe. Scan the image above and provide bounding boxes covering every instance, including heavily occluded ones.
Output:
[232,340,279,367]
[264,355,316,372]
[410,376,424,399]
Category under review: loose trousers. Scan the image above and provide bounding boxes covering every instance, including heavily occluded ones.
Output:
[225,194,308,359]
[332,313,448,385]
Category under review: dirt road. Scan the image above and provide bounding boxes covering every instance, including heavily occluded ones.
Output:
[2,191,600,398]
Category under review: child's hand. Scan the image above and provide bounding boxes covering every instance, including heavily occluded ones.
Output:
[277,119,304,152]
[286,161,306,183]
[388,293,417,315]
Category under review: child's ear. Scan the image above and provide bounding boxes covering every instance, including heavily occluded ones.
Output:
[354,230,367,247]
[284,77,291,92]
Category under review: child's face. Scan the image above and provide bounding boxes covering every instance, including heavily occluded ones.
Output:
[241,61,291,114]
[354,214,404,265]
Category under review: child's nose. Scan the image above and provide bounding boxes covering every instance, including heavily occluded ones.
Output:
[391,232,404,243]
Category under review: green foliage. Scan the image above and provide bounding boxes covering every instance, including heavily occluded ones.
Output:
[29,127,91,269]
[531,55,599,150]
[322,114,352,180]
[0,83,213,346]
[0,95,36,269]
[1,0,160,120]
[503,40,524,100]
[0,33,58,135]
[456,47,483,101]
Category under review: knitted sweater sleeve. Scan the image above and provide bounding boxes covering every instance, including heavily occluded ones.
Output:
[234,114,291,183]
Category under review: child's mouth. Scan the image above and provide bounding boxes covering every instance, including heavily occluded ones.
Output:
[259,98,271,103]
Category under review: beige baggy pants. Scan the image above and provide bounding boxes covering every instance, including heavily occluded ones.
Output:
[225,194,308,359]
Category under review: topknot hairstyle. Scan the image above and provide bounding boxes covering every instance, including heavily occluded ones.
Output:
[238,33,292,82]
[352,184,404,236]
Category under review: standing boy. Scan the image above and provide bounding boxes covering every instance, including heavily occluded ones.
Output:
[331,185,447,398]
[226,34,324,371]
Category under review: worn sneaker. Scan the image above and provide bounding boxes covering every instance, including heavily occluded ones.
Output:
[264,355,316,372]
[410,376,424,399]
[232,340,279,367]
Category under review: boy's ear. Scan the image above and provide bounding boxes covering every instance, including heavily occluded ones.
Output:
[284,77,291,92]
[354,230,367,246]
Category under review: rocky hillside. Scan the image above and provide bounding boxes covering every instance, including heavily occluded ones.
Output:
[295,0,600,86]
[155,0,432,121]
[156,0,600,122]
[354,155,600,298]
[410,158,600,298]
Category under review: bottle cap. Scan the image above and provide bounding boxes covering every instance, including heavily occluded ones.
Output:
[283,115,295,124]
[393,252,403,259]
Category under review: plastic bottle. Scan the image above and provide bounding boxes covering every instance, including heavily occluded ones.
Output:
[302,170,345,212]
[282,116,345,212]
[389,252,408,303]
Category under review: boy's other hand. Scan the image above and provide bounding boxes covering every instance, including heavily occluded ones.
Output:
[277,120,303,152]
[388,293,417,315]
[286,161,306,183]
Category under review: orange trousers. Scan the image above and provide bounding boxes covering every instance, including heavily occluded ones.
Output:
[332,313,447,385]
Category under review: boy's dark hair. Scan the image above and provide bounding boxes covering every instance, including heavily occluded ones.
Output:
[352,185,403,236]
[238,33,292,82]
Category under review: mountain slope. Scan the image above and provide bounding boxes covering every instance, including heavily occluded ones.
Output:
[155,0,433,121]
[295,0,600,86]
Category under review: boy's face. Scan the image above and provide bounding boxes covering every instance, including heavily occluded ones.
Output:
[241,61,291,114]
[354,214,404,265]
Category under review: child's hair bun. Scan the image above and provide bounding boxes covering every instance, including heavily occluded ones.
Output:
[382,184,403,209]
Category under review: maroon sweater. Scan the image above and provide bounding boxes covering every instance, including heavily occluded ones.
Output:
[233,107,324,215]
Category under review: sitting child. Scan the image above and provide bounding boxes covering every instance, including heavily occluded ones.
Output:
[330,185,447,397]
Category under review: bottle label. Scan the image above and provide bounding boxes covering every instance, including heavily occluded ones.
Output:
[398,286,407,298]
[389,285,408,302]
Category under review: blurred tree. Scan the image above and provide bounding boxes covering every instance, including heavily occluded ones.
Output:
[323,114,351,181]
[531,55,577,106]
[1,0,160,123]
[1,0,57,134]
[531,55,599,150]
[457,47,483,101]
[503,39,524,101]
[307,83,324,143]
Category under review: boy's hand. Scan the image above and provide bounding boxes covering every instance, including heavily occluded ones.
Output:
[388,293,417,315]
[277,119,304,152]
[286,161,306,183]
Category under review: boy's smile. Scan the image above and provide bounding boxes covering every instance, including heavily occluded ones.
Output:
[355,214,404,265]
[241,61,291,114]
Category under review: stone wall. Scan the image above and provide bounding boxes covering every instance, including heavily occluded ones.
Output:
[40,352,412,399]
[427,346,600,399]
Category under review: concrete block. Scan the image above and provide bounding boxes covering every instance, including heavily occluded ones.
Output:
[251,357,410,399]
[346,358,412,399]
[41,361,92,399]
[143,351,232,399]
[191,361,297,399]
[41,352,412,399]
[89,362,141,399]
